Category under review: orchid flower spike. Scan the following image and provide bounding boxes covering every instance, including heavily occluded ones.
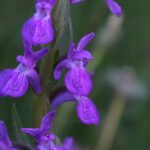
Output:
[106,0,123,17]
[22,111,74,150]
[0,41,48,97]
[51,91,100,125]
[0,121,17,150]
[53,33,95,96]
[22,0,56,45]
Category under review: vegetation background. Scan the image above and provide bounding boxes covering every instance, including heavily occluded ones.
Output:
[0,0,150,150]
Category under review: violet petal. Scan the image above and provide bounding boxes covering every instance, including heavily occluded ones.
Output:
[26,69,42,94]
[63,137,74,150]
[53,59,69,80]
[22,111,56,141]
[49,0,57,7]
[0,121,12,147]
[68,42,75,59]
[70,0,84,4]
[65,69,92,96]
[106,0,123,17]
[51,91,75,110]
[1,69,29,97]
[72,50,93,61]
[21,128,41,140]
[17,43,48,68]
[40,111,56,131]
[77,32,95,51]
[22,16,54,45]
[76,96,100,125]
[36,0,56,9]
[23,40,33,57]
[34,48,49,62]
[0,69,14,96]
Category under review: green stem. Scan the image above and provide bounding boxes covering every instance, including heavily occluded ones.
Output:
[96,94,126,150]
[33,94,50,127]
[33,46,56,127]
[32,0,71,128]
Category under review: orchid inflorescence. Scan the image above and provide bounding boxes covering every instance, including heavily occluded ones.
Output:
[0,0,123,149]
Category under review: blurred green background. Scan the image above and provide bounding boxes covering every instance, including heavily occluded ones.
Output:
[0,0,150,150]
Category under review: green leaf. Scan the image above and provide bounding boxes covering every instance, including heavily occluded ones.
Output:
[53,0,72,47]
[53,0,70,35]
[11,103,32,147]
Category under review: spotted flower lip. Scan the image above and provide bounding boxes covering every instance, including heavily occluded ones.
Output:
[75,95,100,125]
[0,120,17,150]
[22,0,56,45]
[0,42,48,97]
[65,68,92,96]
[53,33,95,96]
[22,111,74,150]
[106,0,123,17]
[51,91,100,125]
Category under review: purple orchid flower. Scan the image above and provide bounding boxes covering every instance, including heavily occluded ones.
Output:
[53,33,99,125]
[22,0,56,46]
[106,0,123,17]
[0,41,48,97]
[53,33,95,96]
[70,0,84,4]
[0,121,17,150]
[22,111,74,150]
[51,91,100,125]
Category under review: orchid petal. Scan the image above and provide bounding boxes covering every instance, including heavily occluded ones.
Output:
[72,50,93,61]
[26,69,42,94]
[36,0,56,9]
[21,128,41,140]
[63,137,74,150]
[49,0,56,7]
[70,0,84,4]
[22,111,55,141]
[0,69,14,96]
[18,42,49,68]
[40,111,56,131]
[76,96,100,125]
[0,121,12,147]
[65,69,92,96]
[23,40,33,57]
[16,55,29,67]
[51,91,75,110]
[34,48,49,62]
[68,42,75,59]
[77,32,95,51]
[106,0,123,17]
[22,16,54,45]
[1,69,29,97]
[53,59,69,80]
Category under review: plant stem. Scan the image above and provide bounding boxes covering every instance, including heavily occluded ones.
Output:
[32,0,70,128]
[33,94,50,127]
